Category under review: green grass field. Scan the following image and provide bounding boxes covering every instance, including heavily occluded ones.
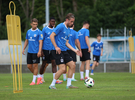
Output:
[0,73,135,100]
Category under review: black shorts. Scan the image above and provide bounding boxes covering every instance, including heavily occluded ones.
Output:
[42,50,55,63]
[93,55,100,62]
[80,49,91,61]
[27,53,40,64]
[52,50,73,65]
[67,50,76,62]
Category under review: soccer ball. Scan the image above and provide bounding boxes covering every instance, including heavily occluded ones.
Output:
[84,77,94,88]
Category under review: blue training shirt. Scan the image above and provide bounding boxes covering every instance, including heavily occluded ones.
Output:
[53,23,70,51]
[26,28,43,53]
[78,28,90,49]
[42,26,54,50]
[91,41,103,56]
[67,29,78,50]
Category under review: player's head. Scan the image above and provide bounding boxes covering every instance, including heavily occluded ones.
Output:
[97,34,102,41]
[83,21,90,29]
[31,18,38,30]
[49,17,55,27]
[65,13,75,27]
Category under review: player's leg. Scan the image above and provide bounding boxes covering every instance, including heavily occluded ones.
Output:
[80,61,85,80]
[49,64,66,89]
[27,53,34,73]
[40,63,48,83]
[63,70,67,81]
[49,51,65,89]
[71,62,77,81]
[27,53,36,85]
[91,55,99,75]
[27,64,33,73]
[83,49,91,79]
[51,60,57,79]
[64,51,78,88]
[67,50,77,81]
[38,50,49,84]
[85,60,90,79]
[96,62,99,67]
[91,61,97,75]
[66,61,78,88]
[30,53,40,85]
[30,63,38,85]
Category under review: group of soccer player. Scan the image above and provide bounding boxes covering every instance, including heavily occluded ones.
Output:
[22,13,103,89]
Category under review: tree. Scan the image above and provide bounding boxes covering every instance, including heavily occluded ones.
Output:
[0,0,2,25]
[18,0,35,31]
[54,0,64,22]
[72,0,77,12]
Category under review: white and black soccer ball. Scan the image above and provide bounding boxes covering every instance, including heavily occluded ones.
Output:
[84,77,94,88]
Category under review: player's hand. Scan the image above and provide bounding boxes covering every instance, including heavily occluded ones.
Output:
[101,53,103,56]
[41,50,44,57]
[22,49,25,55]
[55,47,61,54]
[79,50,82,57]
[88,47,91,53]
[75,50,81,56]
[37,52,41,58]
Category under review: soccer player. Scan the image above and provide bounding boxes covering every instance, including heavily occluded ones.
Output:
[63,24,82,81]
[22,18,43,85]
[38,17,62,84]
[78,21,91,80]
[49,13,81,89]
[90,34,103,75]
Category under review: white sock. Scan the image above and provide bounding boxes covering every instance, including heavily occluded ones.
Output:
[85,70,89,77]
[32,75,37,83]
[50,79,56,86]
[67,78,72,86]
[72,73,75,79]
[40,74,43,79]
[80,71,84,79]
[53,73,55,79]
[63,74,67,80]
[37,74,40,78]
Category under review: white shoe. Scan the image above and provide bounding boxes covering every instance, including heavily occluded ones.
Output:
[90,73,94,75]
[41,78,45,82]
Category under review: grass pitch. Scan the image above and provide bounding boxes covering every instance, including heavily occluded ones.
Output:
[0,73,135,100]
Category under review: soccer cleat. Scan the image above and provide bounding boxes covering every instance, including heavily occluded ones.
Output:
[56,79,63,84]
[39,80,43,84]
[29,82,35,85]
[41,78,45,82]
[49,86,57,89]
[66,85,78,89]
[71,79,77,81]
[63,79,67,81]
[37,77,42,85]
[80,78,84,81]
[85,77,88,79]
[90,73,94,75]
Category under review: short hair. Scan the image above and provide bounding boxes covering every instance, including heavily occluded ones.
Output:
[65,13,75,20]
[50,17,55,21]
[97,34,102,37]
[31,18,38,23]
[83,21,90,25]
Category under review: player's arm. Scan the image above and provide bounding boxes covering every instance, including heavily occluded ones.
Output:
[101,48,103,56]
[50,32,61,54]
[85,36,91,52]
[37,40,43,57]
[22,39,28,55]
[75,39,82,57]
[101,43,103,56]
[66,40,80,56]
